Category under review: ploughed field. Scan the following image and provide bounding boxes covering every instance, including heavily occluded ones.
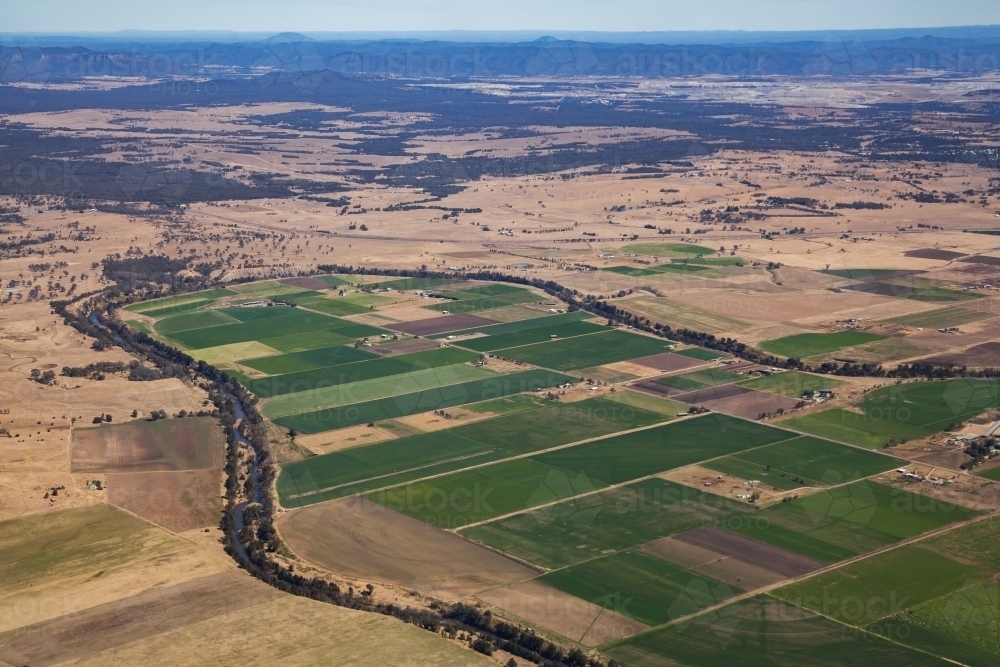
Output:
[124,279,1000,667]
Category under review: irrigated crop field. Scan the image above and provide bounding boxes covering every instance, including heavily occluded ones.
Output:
[122,279,1000,666]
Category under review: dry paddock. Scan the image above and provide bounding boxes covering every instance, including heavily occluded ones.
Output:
[278,497,539,600]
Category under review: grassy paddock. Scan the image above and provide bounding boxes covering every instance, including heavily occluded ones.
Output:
[759,331,888,359]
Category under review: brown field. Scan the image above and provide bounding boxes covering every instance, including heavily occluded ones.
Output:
[476,580,648,647]
[293,423,398,455]
[917,341,1000,367]
[641,537,788,591]
[659,464,809,508]
[674,526,825,577]
[278,497,539,600]
[107,469,221,532]
[630,378,690,398]
[389,314,498,336]
[904,248,968,260]
[71,417,225,474]
[0,471,105,521]
[0,504,236,633]
[674,385,801,419]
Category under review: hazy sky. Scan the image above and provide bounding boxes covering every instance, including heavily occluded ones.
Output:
[6,0,1000,33]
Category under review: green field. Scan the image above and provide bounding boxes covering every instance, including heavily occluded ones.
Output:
[261,364,497,419]
[313,274,352,287]
[230,280,306,298]
[362,414,789,529]
[153,308,239,335]
[166,307,375,350]
[244,347,479,398]
[496,329,671,370]
[272,369,576,435]
[702,437,901,491]
[620,242,720,257]
[241,344,376,375]
[887,305,995,328]
[673,347,726,361]
[368,458,602,528]
[532,414,795,486]
[923,517,1000,570]
[276,395,664,507]
[290,296,376,316]
[462,477,753,569]
[428,311,592,339]
[540,550,741,626]
[604,263,712,277]
[658,368,742,392]
[368,277,461,291]
[423,286,542,314]
[124,288,236,314]
[759,331,888,359]
[773,545,989,627]
[456,321,607,352]
[604,595,950,667]
[780,379,1000,448]
[737,371,844,398]
[451,396,667,456]
[726,481,978,562]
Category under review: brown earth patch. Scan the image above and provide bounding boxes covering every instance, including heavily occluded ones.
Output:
[71,417,225,474]
[477,579,647,647]
[904,248,968,260]
[917,341,1000,367]
[641,538,787,591]
[886,438,969,469]
[959,255,1000,266]
[0,571,281,667]
[675,386,801,420]
[388,314,498,336]
[674,526,824,577]
[629,378,690,398]
[293,424,398,455]
[393,407,495,433]
[278,497,539,600]
[627,352,707,373]
[107,469,221,532]
[370,338,441,355]
[658,464,804,508]
[674,383,753,404]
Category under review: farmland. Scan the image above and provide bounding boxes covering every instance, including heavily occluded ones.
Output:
[462,477,753,569]
[604,595,949,667]
[725,480,979,562]
[737,370,845,398]
[701,436,901,491]
[540,549,741,626]
[781,378,1000,448]
[759,331,889,359]
[657,368,742,392]
[455,320,607,352]
[276,395,664,506]
[272,368,575,434]
[496,329,673,370]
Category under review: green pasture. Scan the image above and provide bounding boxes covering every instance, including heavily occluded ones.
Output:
[462,477,752,569]
[759,331,888,359]
[496,329,671,370]
[541,549,740,626]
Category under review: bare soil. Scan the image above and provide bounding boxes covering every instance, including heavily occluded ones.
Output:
[278,497,539,600]
[674,527,825,577]
[71,417,226,474]
[641,537,788,591]
[371,338,441,356]
[389,314,498,336]
[476,579,648,647]
[106,469,222,532]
